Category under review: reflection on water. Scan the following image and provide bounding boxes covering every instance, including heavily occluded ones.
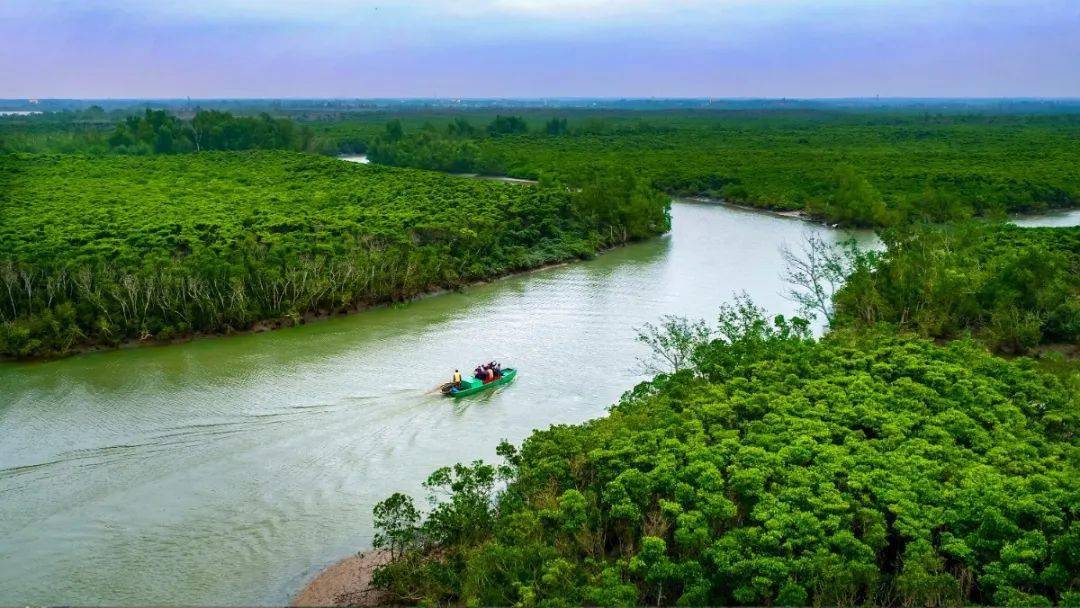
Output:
[2,200,1071,605]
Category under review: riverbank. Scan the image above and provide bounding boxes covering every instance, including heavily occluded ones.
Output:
[684,195,813,222]
[0,255,582,363]
[348,330,1077,606]
[7,202,750,606]
[6,201,1074,605]
[293,551,389,607]
[1,151,670,361]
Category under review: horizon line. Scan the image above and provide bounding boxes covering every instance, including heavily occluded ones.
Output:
[5,96,1080,102]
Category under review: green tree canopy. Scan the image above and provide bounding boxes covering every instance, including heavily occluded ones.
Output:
[372,304,1078,606]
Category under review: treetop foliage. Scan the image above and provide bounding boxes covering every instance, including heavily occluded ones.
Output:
[106,109,314,154]
[834,222,1080,354]
[351,111,1080,226]
[6,108,1079,227]
[0,152,668,358]
[372,303,1078,606]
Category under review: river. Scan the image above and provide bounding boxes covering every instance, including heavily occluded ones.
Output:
[0,201,1075,605]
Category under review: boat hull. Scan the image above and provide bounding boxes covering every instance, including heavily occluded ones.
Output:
[448,368,517,398]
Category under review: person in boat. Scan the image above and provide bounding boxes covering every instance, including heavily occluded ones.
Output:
[474,365,484,380]
[485,366,495,383]
[452,369,462,389]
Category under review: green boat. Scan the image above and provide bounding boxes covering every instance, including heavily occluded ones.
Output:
[442,368,517,398]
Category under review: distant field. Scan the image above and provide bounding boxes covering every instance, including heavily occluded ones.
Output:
[0,151,667,357]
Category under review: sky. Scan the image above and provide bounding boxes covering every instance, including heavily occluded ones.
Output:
[2,0,1078,98]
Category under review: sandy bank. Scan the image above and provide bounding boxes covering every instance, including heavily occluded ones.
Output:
[293,550,390,607]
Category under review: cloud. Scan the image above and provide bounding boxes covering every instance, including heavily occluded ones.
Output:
[2,0,1078,97]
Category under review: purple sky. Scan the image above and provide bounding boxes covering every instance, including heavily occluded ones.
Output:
[3,0,1079,98]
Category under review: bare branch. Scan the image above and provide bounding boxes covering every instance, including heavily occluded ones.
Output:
[635,315,712,374]
[780,231,863,327]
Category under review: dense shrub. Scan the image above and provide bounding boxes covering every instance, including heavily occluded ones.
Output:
[359,112,1080,226]
[107,109,314,154]
[0,152,668,358]
[371,307,1079,606]
[834,222,1080,353]
[9,109,1080,226]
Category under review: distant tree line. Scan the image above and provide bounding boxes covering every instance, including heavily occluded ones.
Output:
[11,109,1076,228]
[106,109,314,154]
[357,112,1080,227]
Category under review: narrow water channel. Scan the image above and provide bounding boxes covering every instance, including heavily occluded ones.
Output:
[0,201,1074,605]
